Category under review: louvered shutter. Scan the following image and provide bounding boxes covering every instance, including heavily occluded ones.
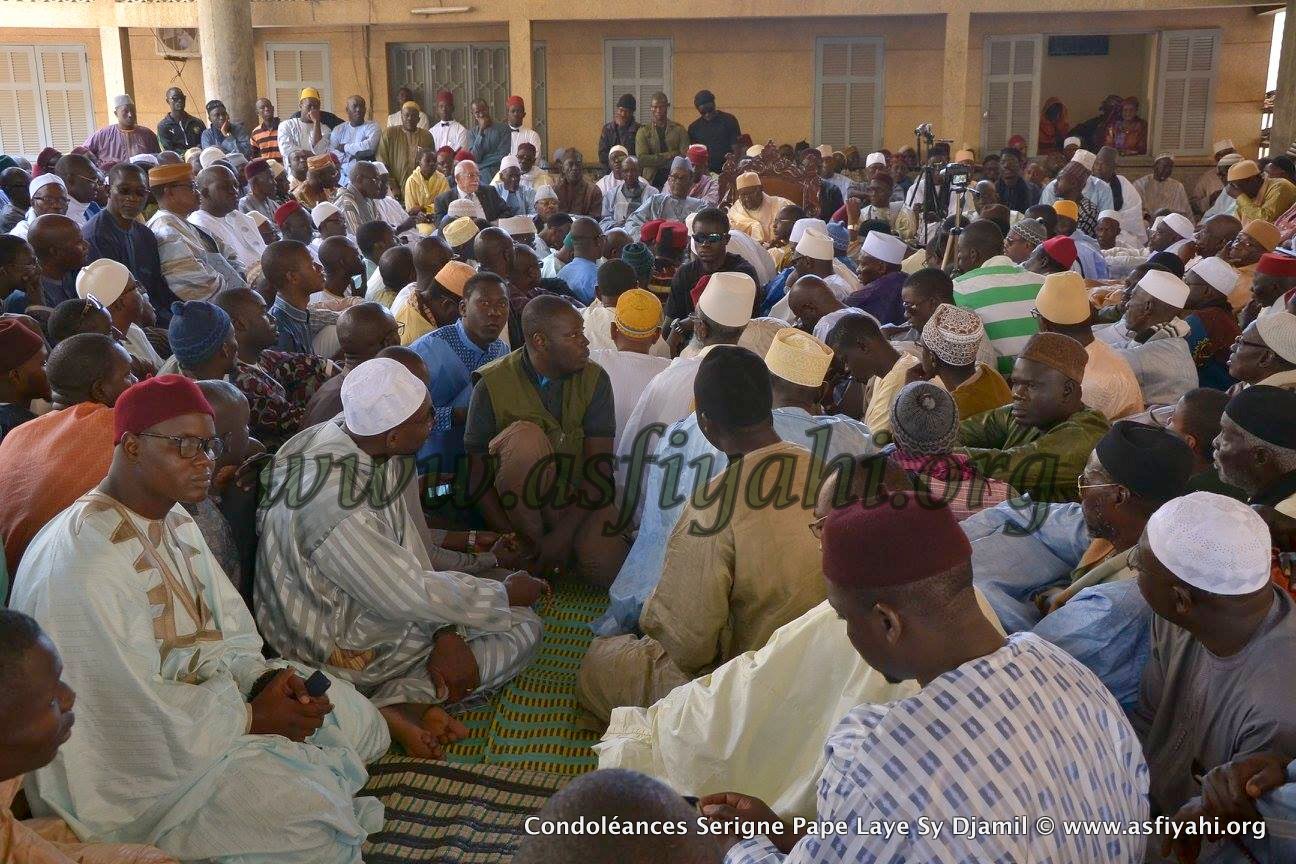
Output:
[470,45,510,122]
[36,46,92,154]
[427,46,470,123]
[531,42,548,158]
[982,35,1041,154]
[266,43,331,118]
[604,39,672,118]
[1154,30,1219,155]
[0,47,42,157]
[814,38,883,151]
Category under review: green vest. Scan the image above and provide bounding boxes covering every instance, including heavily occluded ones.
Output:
[477,348,602,462]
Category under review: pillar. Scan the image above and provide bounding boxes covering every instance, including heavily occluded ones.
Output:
[1272,2,1296,156]
[98,26,132,120]
[941,10,971,151]
[509,17,533,118]
[196,0,258,131]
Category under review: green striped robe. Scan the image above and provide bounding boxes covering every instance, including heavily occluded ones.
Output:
[953,256,1046,375]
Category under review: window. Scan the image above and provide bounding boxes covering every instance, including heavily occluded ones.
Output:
[981,36,1042,155]
[387,43,511,125]
[814,38,884,152]
[1153,29,1220,155]
[532,42,548,159]
[604,39,671,120]
[266,43,331,118]
[0,45,93,158]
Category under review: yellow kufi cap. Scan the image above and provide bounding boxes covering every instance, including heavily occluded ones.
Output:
[1051,199,1078,221]
[1035,272,1092,326]
[614,288,663,338]
[764,327,833,388]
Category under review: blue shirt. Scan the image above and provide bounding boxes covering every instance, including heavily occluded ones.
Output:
[467,123,511,182]
[556,257,599,305]
[329,121,381,184]
[271,296,312,355]
[409,319,506,473]
[1070,231,1110,280]
[1040,174,1114,215]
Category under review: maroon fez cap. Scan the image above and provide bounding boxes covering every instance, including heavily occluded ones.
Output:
[821,492,971,589]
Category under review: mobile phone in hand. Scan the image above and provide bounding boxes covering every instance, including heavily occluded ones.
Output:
[305,670,331,698]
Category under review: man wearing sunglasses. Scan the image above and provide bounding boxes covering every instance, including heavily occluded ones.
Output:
[663,206,759,322]
[52,153,104,227]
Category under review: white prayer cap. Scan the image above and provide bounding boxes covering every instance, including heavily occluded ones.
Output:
[1063,136,1082,149]
[1137,269,1190,309]
[447,197,485,220]
[737,317,786,357]
[199,146,227,169]
[341,357,428,436]
[1162,213,1195,241]
[111,94,133,110]
[247,210,270,229]
[311,201,341,227]
[697,271,756,328]
[795,229,834,262]
[1213,139,1235,154]
[736,171,761,190]
[1187,256,1239,296]
[500,154,521,172]
[765,327,833,387]
[1070,149,1096,171]
[1146,492,1272,595]
[266,159,287,178]
[534,185,557,202]
[1256,311,1296,365]
[75,258,130,306]
[813,307,873,343]
[372,161,389,176]
[865,151,887,168]
[608,145,629,160]
[1097,209,1121,223]
[817,144,834,159]
[129,153,158,168]
[29,174,65,195]
[861,230,908,265]
[500,214,536,236]
[789,217,827,245]
[745,144,763,157]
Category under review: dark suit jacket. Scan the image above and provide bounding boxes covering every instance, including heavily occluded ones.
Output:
[434,185,515,223]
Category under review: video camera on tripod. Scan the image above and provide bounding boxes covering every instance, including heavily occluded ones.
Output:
[910,122,971,270]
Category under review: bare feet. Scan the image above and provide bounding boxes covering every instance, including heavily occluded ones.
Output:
[380,703,470,759]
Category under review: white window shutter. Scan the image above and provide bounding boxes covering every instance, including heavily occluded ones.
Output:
[1154,29,1219,155]
[814,38,883,151]
[982,35,1041,155]
[0,47,42,158]
[266,43,331,117]
[604,39,671,118]
[36,46,93,153]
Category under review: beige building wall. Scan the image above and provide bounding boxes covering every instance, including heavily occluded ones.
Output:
[0,27,106,128]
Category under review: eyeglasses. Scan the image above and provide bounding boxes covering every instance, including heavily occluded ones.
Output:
[808,514,827,539]
[692,233,726,246]
[136,432,225,460]
[1235,339,1269,351]
[1076,478,1122,493]
[75,295,106,325]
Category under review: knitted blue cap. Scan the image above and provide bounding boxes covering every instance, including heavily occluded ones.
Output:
[168,301,232,369]
[620,241,654,283]
[827,222,849,255]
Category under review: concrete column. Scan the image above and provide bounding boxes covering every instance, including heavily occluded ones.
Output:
[196,0,258,130]
[1272,2,1296,156]
[941,9,971,150]
[98,26,132,118]
[509,18,533,114]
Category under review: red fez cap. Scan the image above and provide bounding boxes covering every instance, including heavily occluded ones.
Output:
[244,158,270,180]
[454,148,475,163]
[658,221,688,253]
[436,89,454,102]
[0,318,46,373]
[506,95,525,109]
[822,493,971,589]
[689,272,711,308]
[436,145,455,157]
[1257,252,1296,278]
[640,218,666,244]
[687,144,709,167]
[1042,235,1078,269]
[113,374,214,445]
[273,199,304,227]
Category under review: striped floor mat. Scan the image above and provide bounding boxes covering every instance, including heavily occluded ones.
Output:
[362,756,571,863]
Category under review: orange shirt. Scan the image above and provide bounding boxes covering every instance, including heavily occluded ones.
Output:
[0,403,115,576]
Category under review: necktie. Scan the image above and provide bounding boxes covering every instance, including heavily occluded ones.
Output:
[441,123,450,127]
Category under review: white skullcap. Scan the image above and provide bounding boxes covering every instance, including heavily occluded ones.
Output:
[75,258,130,306]
[1256,311,1296,365]
[1097,209,1121,223]
[1162,213,1195,241]
[499,214,535,236]
[795,228,834,262]
[1137,269,1190,309]
[447,197,485,220]
[1063,136,1082,149]
[311,201,341,227]
[341,357,428,436]
[30,174,65,195]
[199,146,227,169]
[813,307,873,343]
[736,171,761,191]
[697,271,756,328]
[1187,256,1239,296]
[789,217,827,245]
[608,145,629,160]
[500,154,521,172]
[1213,139,1235,154]
[1146,492,1273,595]
[534,185,557,202]
[764,327,833,387]
[129,153,158,168]
[247,210,270,228]
[865,151,887,168]
[745,144,763,158]
[817,145,834,158]
[112,94,132,110]
[1070,149,1096,171]
[372,161,389,176]
[861,230,908,265]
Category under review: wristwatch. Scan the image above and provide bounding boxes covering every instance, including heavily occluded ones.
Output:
[467,529,478,550]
